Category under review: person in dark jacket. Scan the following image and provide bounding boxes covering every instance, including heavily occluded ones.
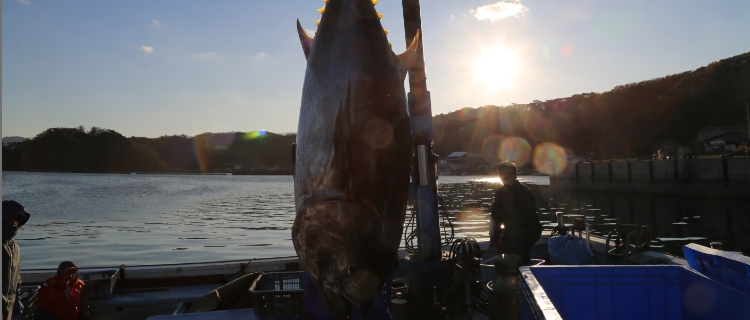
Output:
[489,162,542,264]
[3,201,31,320]
[36,261,85,320]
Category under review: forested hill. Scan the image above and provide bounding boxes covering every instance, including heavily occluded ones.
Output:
[432,51,750,160]
[4,52,749,172]
[2,127,296,172]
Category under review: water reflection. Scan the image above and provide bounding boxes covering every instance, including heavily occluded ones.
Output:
[3,172,747,269]
[4,172,298,269]
[545,189,749,257]
[437,179,749,257]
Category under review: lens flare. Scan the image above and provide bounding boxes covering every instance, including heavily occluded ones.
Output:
[560,44,573,57]
[481,135,504,162]
[363,119,393,149]
[541,45,551,61]
[244,130,267,140]
[532,142,568,176]
[456,207,484,223]
[499,136,531,166]
[193,135,210,173]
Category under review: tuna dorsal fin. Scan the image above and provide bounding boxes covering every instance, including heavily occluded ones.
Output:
[297,19,314,60]
[397,30,420,81]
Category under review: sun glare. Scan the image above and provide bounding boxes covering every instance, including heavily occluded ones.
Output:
[474,45,520,90]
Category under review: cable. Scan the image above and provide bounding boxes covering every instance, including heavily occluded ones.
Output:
[472,297,488,315]
[403,193,456,254]
[447,238,481,265]
[404,204,418,254]
[438,195,455,246]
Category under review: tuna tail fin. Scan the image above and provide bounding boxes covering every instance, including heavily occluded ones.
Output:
[396,30,420,81]
[297,19,314,60]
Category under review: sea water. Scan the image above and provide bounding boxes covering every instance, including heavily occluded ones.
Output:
[2,172,747,269]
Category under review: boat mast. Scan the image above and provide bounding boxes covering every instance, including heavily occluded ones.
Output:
[401,0,461,304]
[402,0,441,263]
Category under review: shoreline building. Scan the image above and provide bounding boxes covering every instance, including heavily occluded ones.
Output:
[697,126,749,143]
[445,152,488,172]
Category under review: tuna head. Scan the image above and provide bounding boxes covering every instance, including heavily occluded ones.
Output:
[292,0,418,318]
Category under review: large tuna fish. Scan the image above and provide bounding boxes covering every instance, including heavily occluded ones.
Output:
[293,0,418,318]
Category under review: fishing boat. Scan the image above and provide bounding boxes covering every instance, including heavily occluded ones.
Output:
[15,0,750,319]
[21,225,746,320]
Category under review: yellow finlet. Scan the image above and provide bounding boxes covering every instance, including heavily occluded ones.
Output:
[372,0,378,5]
[377,12,383,19]
[317,6,325,14]
[383,29,389,35]
[323,0,328,2]
[316,19,321,26]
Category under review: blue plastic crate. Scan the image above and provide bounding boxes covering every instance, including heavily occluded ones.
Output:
[481,258,545,290]
[682,243,750,293]
[520,265,750,320]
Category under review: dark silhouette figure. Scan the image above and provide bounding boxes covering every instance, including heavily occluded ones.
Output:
[489,163,542,264]
[3,201,30,320]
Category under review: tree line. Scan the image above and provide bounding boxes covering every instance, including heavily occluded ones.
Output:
[2,127,296,173]
[4,52,749,172]
[432,51,750,160]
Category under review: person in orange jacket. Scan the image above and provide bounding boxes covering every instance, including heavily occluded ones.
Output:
[36,261,85,320]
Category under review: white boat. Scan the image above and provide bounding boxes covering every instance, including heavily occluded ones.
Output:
[19,231,693,320]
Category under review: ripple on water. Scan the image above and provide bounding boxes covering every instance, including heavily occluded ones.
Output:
[3,172,748,268]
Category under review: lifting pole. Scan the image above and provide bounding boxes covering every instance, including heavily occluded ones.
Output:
[402,0,452,301]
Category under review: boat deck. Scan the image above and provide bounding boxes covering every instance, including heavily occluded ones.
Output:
[148,309,258,320]
[87,284,220,320]
[19,232,691,320]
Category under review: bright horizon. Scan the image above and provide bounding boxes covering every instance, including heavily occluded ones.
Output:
[3,0,750,138]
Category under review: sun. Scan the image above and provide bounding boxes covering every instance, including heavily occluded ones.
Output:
[474,45,520,90]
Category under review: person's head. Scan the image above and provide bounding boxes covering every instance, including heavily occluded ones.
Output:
[2,200,30,242]
[57,261,78,284]
[497,162,518,185]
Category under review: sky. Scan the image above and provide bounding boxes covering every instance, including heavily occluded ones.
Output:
[3,0,749,138]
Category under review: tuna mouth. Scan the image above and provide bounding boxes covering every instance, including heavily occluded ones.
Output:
[322,275,377,318]
[292,200,387,318]
[315,280,352,320]
[339,281,376,317]
[325,278,361,309]
[341,288,361,309]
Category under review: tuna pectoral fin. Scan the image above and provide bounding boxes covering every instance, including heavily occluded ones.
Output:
[397,30,420,81]
[297,19,314,59]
